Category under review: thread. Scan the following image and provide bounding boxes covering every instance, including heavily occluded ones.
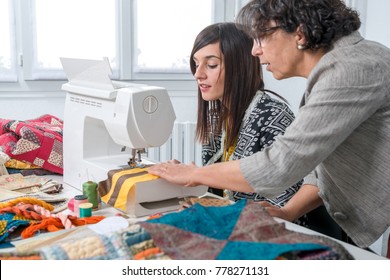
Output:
[67,198,75,212]
[82,181,99,210]
[74,195,88,217]
[79,203,93,218]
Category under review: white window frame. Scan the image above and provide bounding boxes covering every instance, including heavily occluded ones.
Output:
[4,1,368,86]
[0,0,17,82]
[16,0,238,82]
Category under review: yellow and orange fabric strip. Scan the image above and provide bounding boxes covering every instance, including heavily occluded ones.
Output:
[99,167,159,212]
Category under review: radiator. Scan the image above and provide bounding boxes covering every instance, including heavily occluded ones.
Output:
[146,122,202,166]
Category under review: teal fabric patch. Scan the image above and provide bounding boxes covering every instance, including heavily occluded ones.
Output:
[147,199,247,240]
[217,241,329,260]
[0,213,30,243]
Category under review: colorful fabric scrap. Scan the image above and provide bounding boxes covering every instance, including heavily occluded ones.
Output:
[39,232,130,260]
[0,197,105,243]
[0,213,30,242]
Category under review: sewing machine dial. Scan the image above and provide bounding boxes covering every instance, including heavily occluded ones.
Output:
[143,95,158,114]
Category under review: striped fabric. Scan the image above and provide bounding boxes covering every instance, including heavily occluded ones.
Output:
[98,167,158,212]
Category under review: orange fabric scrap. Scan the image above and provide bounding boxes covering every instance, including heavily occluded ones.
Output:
[21,215,105,239]
[134,247,162,260]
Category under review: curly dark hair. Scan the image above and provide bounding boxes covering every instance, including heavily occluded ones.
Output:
[236,0,361,51]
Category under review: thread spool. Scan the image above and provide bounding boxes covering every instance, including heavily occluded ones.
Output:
[79,202,93,218]
[82,181,99,210]
[67,198,75,212]
[74,195,88,217]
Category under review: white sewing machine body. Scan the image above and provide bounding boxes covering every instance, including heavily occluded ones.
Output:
[61,57,207,217]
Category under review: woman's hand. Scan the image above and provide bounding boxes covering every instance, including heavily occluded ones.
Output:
[258,201,295,222]
[148,161,200,187]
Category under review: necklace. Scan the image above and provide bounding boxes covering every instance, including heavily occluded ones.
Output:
[222,119,237,162]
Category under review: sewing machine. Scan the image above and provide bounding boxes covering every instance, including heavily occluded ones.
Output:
[60,57,207,217]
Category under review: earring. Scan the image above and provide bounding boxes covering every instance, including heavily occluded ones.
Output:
[297,44,305,50]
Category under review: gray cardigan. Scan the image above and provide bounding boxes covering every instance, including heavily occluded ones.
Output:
[240,31,390,248]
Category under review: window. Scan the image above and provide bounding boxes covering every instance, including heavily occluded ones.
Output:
[26,0,117,80]
[134,0,212,73]
[19,0,229,81]
[0,0,17,82]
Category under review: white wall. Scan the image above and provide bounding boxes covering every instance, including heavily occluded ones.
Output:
[0,92,65,120]
[0,80,199,123]
[364,0,390,47]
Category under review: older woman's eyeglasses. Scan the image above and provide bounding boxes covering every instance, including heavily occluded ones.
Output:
[254,26,282,47]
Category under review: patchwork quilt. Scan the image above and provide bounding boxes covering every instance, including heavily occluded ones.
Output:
[141,199,353,260]
[0,114,63,174]
[0,200,354,260]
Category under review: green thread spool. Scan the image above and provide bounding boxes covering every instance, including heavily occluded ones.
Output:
[79,202,93,218]
[82,181,99,210]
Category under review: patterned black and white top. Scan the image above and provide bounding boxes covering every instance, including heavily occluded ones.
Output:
[202,91,303,207]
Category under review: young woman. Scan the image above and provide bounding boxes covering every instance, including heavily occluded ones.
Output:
[189,22,303,208]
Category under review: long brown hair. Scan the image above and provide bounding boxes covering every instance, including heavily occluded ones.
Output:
[190,22,268,148]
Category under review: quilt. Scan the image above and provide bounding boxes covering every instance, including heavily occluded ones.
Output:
[0,114,63,174]
[0,200,354,260]
[141,199,353,260]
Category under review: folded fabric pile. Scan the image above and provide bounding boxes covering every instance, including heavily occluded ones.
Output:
[0,199,354,260]
[0,173,67,214]
[0,173,63,195]
[0,114,63,175]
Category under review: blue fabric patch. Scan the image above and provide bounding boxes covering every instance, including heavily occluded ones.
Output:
[123,228,151,247]
[146,199,247,240]
[0,213,30,243]
[217,241,329,260]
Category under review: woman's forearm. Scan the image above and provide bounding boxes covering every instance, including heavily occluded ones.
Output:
[260,184,323,222]
[282,184,323,221]
[192,161,254,192]
[148,160,255,193]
